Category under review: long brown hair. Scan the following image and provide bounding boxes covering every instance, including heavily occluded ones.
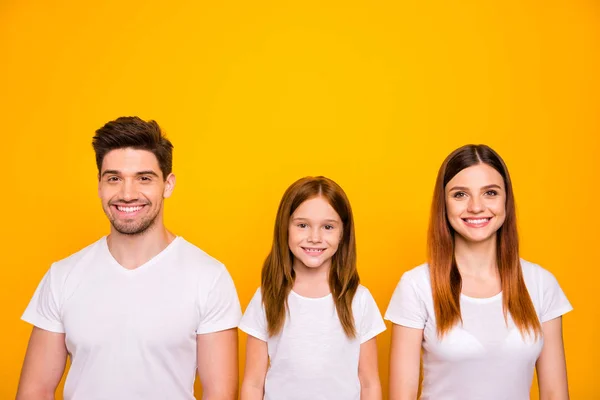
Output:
[261,176,360,338]
[428,144,541,338]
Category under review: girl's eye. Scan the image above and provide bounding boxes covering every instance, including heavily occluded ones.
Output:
[452,191,466,198]
[324,225,334,230]
[298,223,308,229]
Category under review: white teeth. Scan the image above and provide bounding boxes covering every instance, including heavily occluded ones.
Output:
[117,206,143,213]
[304,248,324,252]
[465,218,489,224]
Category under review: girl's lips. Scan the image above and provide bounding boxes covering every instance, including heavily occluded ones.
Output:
[302,247,326,256]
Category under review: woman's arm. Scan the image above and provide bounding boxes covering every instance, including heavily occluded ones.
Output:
[389,324,423,400]
[536,316,569,400]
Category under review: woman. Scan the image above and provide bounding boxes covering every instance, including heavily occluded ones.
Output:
[386,144,572,400]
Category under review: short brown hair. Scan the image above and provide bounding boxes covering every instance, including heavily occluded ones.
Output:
[92,116,173,179]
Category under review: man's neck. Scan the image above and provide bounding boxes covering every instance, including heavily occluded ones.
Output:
[106,225,176,270]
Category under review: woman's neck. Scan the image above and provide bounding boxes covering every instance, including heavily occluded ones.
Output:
[454,234,498,278]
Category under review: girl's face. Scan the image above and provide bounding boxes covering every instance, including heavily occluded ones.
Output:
[288,196,343,273]
[445,163,507,245]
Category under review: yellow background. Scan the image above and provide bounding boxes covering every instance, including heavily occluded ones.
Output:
[1,1,598,398]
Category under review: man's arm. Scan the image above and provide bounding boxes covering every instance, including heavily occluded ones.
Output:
[16,327,68,400]
[196,328,239,400]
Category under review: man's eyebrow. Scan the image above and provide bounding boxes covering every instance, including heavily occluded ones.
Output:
[101,169,120,177]
[136,170,160,177]
[100,170,160,177]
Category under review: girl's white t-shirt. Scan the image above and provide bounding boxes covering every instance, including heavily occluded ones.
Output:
[385,259,572,400]
[239,285,386,400]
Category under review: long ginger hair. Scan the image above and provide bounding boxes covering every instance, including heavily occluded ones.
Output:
[428,144,541,338]
[261,176,360,338]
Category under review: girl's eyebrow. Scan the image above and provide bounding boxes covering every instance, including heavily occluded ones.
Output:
[291,217,340,223]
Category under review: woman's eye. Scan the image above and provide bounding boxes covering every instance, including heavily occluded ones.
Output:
[485,190,498,196]
[453,191,466,198]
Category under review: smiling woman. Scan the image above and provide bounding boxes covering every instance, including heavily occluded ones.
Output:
[385,144,572,400]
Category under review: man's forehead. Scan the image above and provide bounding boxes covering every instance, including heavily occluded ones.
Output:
[101,148,161,173]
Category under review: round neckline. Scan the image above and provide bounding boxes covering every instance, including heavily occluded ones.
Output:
[460,291,503,304]
[290,290,332,301]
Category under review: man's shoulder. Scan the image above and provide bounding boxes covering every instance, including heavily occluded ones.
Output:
[51,237,106,274]
[173,237,228,275]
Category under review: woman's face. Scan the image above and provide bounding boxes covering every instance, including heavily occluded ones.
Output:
[445,163,507,244]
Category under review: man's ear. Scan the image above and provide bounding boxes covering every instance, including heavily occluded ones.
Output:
[163,173,176,198]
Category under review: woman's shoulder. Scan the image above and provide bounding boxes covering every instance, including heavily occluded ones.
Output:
[399,263,431,287]
[520,258,558,282]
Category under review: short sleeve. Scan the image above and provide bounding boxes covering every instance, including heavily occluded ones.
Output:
[21,267,65,333]
[196,268,242,334]
[384,272,427,329]
[238,288,268,342]
[540,269,573,323]
[358,288,386,343]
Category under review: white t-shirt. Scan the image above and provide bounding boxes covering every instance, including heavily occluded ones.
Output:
[385,259,573,400]
[22,236,242,400]
[239,285,386,400]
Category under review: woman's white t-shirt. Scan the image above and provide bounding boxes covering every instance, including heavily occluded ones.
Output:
[385,259,572,400]
[239,285,386,400]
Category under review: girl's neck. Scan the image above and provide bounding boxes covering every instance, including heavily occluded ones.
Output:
[292,259,331,298]
[453,234,498,278]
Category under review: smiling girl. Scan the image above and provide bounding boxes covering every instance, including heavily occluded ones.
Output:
[240,176,386,400]
[386,144,572,400]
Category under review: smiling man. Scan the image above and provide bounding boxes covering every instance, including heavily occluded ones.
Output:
[17,117,241,400]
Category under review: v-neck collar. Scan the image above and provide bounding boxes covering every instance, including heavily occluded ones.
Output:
[101,236,181,274]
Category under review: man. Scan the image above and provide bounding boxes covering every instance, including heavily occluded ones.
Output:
[17,117,241,400]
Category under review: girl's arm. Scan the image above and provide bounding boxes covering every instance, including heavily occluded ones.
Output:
[358,337,382,400]
[389,324,423,400]
[240,335,269,400]
[536,317,569,400]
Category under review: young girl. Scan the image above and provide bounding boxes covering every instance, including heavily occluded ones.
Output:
[386,144,572,400]
[240,176,386,400]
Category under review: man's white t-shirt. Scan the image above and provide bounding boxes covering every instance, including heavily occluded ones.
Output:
[239,285,386,400]
[22,236,242,400]
[385,259,573,400]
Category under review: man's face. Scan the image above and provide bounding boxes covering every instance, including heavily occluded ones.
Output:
[98,148,175,235]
